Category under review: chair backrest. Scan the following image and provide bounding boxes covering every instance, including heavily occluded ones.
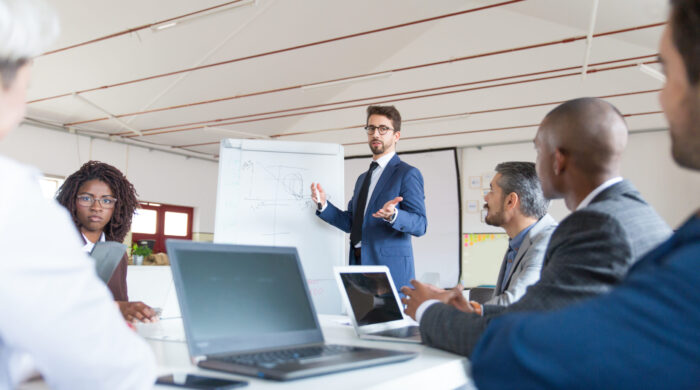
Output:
[468,287,495,304]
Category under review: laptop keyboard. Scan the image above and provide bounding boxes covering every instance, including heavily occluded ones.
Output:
[216,345,358,368]
[372,326,420,338]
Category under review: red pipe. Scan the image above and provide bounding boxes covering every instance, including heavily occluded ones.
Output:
[123,57,659,138]
[62,22,664,126]
[31,0,525,104]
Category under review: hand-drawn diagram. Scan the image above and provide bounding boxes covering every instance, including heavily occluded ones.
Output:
[215,140,345,313]
[239,160,334,244]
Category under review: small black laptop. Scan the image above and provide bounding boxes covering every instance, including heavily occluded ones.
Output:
[166,240,416,381]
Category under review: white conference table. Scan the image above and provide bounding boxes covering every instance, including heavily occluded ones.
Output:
[141,315,475,390]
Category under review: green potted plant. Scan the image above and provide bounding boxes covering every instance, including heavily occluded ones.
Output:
[131,243,153,266]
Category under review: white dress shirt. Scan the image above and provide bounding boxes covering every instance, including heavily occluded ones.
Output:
[81,232,105,253]
[576,177,623,210]
[0,155,156,390]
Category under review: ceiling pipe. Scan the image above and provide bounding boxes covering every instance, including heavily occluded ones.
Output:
[41,0,253,56]
[171,89,660,149]
[21,117,218,162]
[123,56,659,138]
[30,0,525,104]
[61,21,665,127]
[71,93,143,136]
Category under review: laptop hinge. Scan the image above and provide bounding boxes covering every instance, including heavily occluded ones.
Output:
[192,355,206,364]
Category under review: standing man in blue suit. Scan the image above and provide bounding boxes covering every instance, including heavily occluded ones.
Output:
[471,2,700,388]
[311,105,427,289]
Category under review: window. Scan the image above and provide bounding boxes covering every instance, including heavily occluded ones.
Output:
[131,202,193,253]
[38,175,64,199]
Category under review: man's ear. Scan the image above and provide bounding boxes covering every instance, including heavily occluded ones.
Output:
[394,130,401,142]
[553,148,567,175]
[505,192,519,212]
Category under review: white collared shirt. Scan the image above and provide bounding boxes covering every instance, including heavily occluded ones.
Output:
[576,177,623,210]
[355,152,397,247]
[81,232,106,253]
[364,151,395,215]
[0,155,156,389]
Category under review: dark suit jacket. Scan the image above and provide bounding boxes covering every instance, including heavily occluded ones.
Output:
[471,215,700,390]
[318,154,427,289]
[420,180,672,357]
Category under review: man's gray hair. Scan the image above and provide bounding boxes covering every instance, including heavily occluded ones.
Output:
[0,0,58,86]
[495,161,549,219]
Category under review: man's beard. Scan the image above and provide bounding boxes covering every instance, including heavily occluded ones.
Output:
[484,206,504,227]
[671,91,700,170]
[370,140,385,155]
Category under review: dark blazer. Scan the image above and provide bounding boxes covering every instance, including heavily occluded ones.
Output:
[471,215,700,390]
[318,154,427,290]
[420,180,672,357]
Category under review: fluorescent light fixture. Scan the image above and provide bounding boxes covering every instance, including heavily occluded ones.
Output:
[301,71,393,91]
[155,22,178,31]
[151,0,257,32]
[638,63,666,82]
[203,126,270,139]
[407,113,470,126]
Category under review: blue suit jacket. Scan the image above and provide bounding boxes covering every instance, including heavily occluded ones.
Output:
[317,154,427,289]
[471,215,700,390]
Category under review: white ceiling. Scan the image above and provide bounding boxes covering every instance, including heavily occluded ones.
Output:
[26,0,670,159]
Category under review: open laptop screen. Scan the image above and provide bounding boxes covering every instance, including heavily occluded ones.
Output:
[170,243,321,355]
[339,272,403,326]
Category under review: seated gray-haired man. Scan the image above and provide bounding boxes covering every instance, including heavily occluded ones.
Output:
[471,162,557,312]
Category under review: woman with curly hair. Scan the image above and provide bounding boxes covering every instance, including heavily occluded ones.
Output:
[57,160,157,323]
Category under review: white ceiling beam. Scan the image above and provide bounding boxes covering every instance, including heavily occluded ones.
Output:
[126,0,276,126]
[581,0,600,79]
[72,93,143,137]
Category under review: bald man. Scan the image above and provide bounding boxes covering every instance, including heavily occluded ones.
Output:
[402,97,671,357]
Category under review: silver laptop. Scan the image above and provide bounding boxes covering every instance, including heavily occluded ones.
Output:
[166,240,417,381]
[334,266,421,343]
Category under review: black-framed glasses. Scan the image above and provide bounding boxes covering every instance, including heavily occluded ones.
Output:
[76,194,118,209]
[364,125,394,135]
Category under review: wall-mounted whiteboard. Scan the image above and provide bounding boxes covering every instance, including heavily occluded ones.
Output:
[214,139,346,314]
[345,148,461,288]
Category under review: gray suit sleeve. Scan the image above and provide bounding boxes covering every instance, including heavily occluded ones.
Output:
[419,302,490,357]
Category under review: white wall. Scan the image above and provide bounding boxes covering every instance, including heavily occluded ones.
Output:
[4,124,697,238]
[0,123,219,233]
[461,130,700,232]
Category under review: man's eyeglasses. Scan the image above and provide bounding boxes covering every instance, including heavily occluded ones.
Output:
[76,194,118,209]
[364,125,394,135]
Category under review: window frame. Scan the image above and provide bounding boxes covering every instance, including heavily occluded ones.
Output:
[131,202,193,253]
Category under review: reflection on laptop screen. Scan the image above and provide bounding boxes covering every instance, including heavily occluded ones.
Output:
[177,249,317,341]
[340,272,403,326]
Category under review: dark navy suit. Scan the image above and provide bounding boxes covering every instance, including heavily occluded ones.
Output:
[318,154,426,289]
[471,215,700,390]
